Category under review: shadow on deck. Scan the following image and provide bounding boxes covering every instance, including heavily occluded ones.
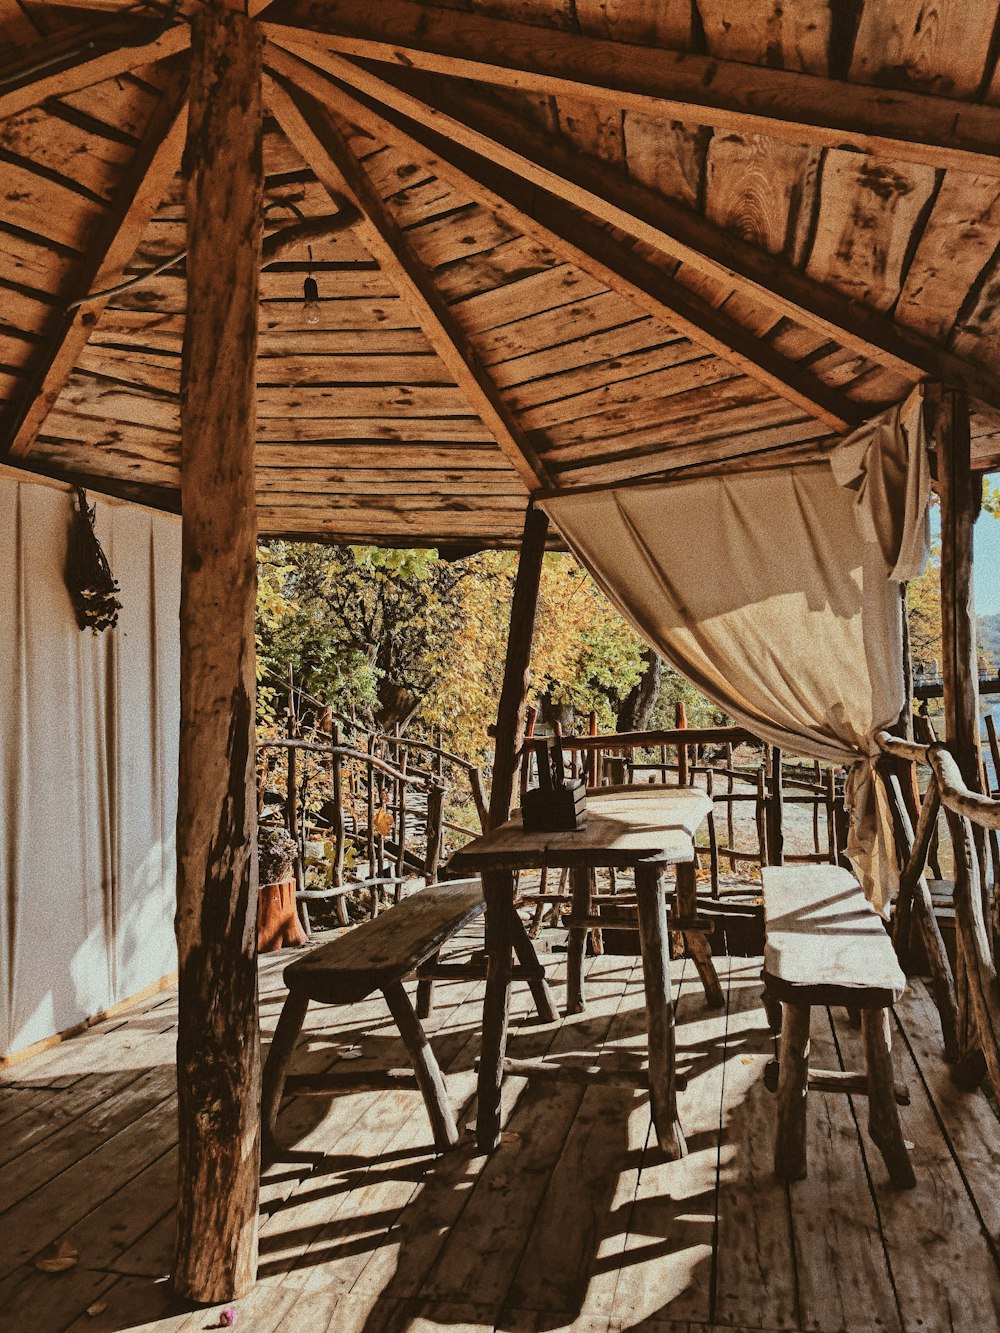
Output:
[0,934,998,1333]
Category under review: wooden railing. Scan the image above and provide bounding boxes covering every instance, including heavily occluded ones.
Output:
[522,722,845,890]
[877,730,1000,1090]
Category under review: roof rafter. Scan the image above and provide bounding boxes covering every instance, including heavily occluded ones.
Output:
[262,67,553,494]
[271,38,1000,417]
[264,0,1000,176]
[265,44,860,433]
[2,60,189,461]
[0,15,189,120]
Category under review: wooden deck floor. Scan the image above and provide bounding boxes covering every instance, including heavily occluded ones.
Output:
[2,931,999,1333]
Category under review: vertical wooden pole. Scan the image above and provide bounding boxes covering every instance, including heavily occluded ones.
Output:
[928,384,985,1076]
[173,2,262,1305]
[478,504,549,1152]
[929,385,982,790]
[675,701,688,786]
[767,746,785,866]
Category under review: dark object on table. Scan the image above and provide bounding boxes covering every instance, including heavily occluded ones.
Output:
[521,734,587,831]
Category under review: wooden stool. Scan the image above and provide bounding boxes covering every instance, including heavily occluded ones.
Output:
[762,865,915,1189]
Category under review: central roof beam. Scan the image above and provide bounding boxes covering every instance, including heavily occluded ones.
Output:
[270,39,1000,418]
[265,0,1000,176]
[263,68,552,493]
[264,45,860,433]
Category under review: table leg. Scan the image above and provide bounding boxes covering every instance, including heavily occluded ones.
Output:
[566,865,593,1015]
[675,859,724,1009]
[477,869,514,1152]
[635,861,686,1159]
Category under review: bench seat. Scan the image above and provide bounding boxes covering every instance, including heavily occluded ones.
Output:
[285,878,486,1005]
[762,864,906,1008]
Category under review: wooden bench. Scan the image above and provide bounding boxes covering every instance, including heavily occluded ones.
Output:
[261,878,487,1153]
[761,864,915,1188]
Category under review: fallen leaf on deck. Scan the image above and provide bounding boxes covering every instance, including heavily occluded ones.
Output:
[500,1131,520,1144]
[340,1045,362,1060]
[489,1174,510,1190]
[86,1301,108,1317]
[33,1240,79,1273]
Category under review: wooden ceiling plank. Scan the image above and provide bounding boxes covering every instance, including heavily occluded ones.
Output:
[264,43,860,432]
[287,50,1000,417]
[262,0,1000,175]
[0,18,189,120]
[3,64,188,460]
[263,66,550,491]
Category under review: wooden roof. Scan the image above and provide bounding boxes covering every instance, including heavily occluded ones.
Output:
[3,0,1000,548]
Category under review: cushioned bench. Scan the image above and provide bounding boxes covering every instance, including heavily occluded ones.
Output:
[762,864,915,1188]
[261,878,486,1152]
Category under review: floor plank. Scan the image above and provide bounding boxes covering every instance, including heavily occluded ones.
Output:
[1,936,998,1333]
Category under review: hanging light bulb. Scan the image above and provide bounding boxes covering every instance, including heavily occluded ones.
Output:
[302,274,321,325]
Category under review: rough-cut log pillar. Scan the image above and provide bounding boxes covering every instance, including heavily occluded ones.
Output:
[927,384,986,1080]
[478,504,550,1152]
[173,3,263,1304]
[928,385,982,790]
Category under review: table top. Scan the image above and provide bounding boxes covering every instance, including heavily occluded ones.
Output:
[450,784,713,872]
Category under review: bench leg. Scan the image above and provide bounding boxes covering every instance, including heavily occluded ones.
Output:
[774,1002,810,1180]
[862,1008,916,1189]
[382,979,459,1152]
[566,866,593,1015]
[510,908,559,1023]
[417,952,438,1020]
[261,989,310,1145]
[635,862,686,1160]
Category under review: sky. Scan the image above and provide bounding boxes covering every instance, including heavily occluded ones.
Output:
[927,504,1000,616]
[975,511,1000,616]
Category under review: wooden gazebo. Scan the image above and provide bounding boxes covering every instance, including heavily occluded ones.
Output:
[2,0,999,1306]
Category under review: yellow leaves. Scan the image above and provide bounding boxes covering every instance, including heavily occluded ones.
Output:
[372,805,394,838]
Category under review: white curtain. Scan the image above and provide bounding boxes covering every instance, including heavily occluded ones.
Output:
[0,477,180,1058]
[543,390,930,907]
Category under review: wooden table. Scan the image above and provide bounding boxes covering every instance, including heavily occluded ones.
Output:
[450,785,720,1159]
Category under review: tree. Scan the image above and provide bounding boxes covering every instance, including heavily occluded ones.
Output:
[257,543,659,760]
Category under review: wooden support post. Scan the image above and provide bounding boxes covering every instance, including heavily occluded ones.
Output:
[767,746,785,866]
[478,505,551,1152]
[929,385,982,790]
[173,2,263,1305]
[424,781,445,882]
[928,384,985,1073]
[675,702,688,786]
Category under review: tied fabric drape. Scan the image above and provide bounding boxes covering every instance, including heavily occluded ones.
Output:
[542,389,930,909]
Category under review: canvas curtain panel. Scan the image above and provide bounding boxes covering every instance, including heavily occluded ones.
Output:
[0,478,181,1057]
[544,390,930,907]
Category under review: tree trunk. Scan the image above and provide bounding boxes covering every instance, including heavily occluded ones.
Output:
[618,648,662,733]
[173,3,263,1305]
